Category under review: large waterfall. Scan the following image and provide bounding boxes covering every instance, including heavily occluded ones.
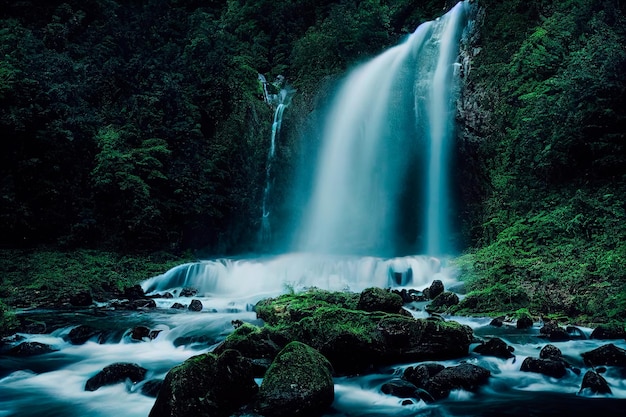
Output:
[293,1,470,256]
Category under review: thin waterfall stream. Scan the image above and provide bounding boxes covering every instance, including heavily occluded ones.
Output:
[260,86,294,245]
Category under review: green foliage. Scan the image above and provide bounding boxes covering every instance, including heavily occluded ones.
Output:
[0,248,190,307]
[0,301,18,336]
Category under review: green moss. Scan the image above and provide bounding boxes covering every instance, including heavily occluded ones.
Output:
[255,289,360,326]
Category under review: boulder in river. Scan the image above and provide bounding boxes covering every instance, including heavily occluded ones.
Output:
[381,378,421,399]
[255,341,334,417]
[65,325,101,345]
[403,363,446,389]
[579,370,612,395]
[188,299,203,311]
[422,363,491,401]
[539,322,570,341]
[85,362,147,391]
[7,341,57,356]
[149,349,258,417]
[581,343,626,367]
[520,357,567,378]
[590,324,626,340]
[473,337,515,359]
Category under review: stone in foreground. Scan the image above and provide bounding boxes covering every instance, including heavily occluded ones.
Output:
[255,341,334,417]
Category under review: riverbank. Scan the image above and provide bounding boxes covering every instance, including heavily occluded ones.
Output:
[0,248,191,335]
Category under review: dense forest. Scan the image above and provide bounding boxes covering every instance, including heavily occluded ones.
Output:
[1,0,625,323]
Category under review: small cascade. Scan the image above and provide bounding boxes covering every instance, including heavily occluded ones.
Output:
[141,253,457,301]
[260,85,294,245]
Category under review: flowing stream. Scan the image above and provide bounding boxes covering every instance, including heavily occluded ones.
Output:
[2,254,626,416]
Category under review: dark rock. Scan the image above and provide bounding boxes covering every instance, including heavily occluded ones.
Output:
[401,399,414,406]
[123,285,145,300]
[581,343,626,367]
[590,324,626,340]
[179,287,197,297]
[8,341,57,356]
[149,330,162,340]
[149,350,258,417]
[188,299,203,312]
[516,316,533,329]
[579,370,612,395]
[423,363,491,401]
[255,341,334,417]
[403,363,445,388]
[489,317,505,327]
[357,287,403,313]
[539,322,569,341]
[85,363,148,391]
[566,326,586,340]
[426,291,459,313]
[69,290,93,307]
[170,302,186,310]
[381,378,420,399]
[539,344,562,361]
[408,289,428,302]
[65,325,100,345]
[473,337,515,359]
[520,357,567,378]
[213,323,282,362]
[427,280,444,300]
[140,379,163,397]
[392,289,414,304]
[131,326,151,341]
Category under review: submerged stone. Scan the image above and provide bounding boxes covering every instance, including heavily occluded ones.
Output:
[474,337,515,359]
[85,362,147,391]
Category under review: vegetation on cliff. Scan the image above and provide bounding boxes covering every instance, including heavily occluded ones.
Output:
[455,0,626,323]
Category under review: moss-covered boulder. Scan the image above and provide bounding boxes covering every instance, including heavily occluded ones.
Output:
[426,291,460,313]
[255,341,334,417]
[149,349,258,417]
[217,290,473,375]
[357,287,403,313]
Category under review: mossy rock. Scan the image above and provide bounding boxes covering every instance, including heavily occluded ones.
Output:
[221,291,474,375]
[149,349,258,417]
[357,287,403,313]
[255,289,359,326]
[255,341,334,417]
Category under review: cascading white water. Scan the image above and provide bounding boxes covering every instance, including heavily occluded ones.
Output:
[260,87,294,245]
[293,1,470,256]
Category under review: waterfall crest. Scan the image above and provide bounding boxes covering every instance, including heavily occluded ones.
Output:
[292,2,470,256]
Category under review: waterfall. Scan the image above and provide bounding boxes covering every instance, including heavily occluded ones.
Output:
[260,86,294,245]
[292,1,470,256]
